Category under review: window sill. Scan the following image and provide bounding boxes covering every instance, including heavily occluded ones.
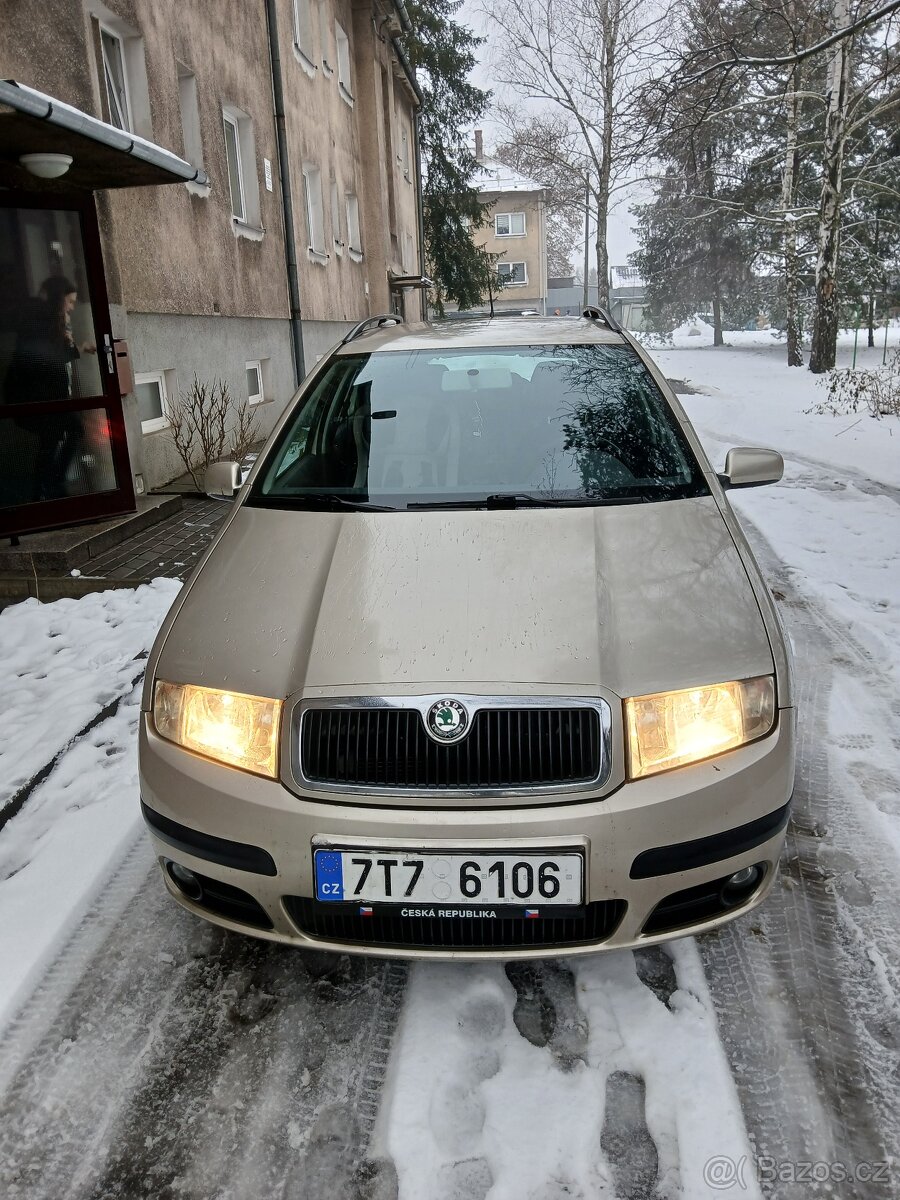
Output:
[499,280,528,287]
[339,83,354,107]
[495,232,526,238]
[293,43,318,77]
[185,178,211,199]
[348,247,363,262]
[248,396,266,407]
[323,61,334,77]
[307,248,329,265]
[141,421,170,436]
[233,218,265,241]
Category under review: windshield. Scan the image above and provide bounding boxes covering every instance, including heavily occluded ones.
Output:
[250,345,709,510]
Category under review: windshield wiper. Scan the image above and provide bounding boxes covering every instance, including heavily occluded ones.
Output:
[406,493,651,510]
[253,493,396,512]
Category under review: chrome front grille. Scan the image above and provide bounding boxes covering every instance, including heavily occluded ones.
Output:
[295,698,610,796]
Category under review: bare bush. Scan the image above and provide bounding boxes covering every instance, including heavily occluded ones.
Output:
[806,350,900,419]
[231,396,260,464]
[169,376,260,489]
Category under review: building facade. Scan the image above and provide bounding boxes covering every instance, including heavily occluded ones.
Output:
[465,131,547,315]
[0,0,422,531]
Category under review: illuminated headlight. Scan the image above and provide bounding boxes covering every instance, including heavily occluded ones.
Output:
[625,676,775,779]
[153,681,281,778]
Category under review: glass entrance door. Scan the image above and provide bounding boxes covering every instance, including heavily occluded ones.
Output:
[0,191,134,537]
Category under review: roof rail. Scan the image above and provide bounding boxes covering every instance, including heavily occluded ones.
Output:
[582,306,623,333]
[341,314,404,344]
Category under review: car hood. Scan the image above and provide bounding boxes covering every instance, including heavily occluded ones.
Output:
[154,497,773,701]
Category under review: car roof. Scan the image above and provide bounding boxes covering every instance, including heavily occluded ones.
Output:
[335,316,627,355]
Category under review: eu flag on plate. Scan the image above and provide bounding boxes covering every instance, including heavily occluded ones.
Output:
[315,850,344,901]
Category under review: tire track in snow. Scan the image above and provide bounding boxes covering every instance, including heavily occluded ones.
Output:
[0,872,407,1200]
[698,516,900,1199]
[0,657,146,833]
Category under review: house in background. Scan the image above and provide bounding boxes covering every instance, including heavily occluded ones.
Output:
[0,0,423,537]
[450,129,547,315]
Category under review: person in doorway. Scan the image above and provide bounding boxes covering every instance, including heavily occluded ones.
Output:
[5,276,96,500]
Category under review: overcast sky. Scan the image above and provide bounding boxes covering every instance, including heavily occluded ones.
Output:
[457,0,642,272]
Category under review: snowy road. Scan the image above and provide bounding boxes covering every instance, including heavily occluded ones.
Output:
[1,339,899,1199]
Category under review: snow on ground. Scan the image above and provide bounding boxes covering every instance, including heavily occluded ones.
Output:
[381,943,758,1200]
[0,580,181,809]
[649,337,900,690]
[0,580,179,1028]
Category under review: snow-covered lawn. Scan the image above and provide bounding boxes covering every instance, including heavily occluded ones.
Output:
[0,581,180,1027]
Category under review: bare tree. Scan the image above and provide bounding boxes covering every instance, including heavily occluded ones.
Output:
[169,376,259,490]
[494,109,586,277]
[483,0,672,305]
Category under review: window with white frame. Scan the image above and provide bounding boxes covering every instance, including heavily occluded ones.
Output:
[100,27,132,131]
[222,106,261,228]
[399,122,410,180]
[302,164,326,257]
[495,212,526,237]
[135,371,171,434]
[222,112,245,221]
[497,261,527,285]
[177,63,203,168]
[330,179,343,254]
[319,0,333,72]
[346,192,362,256]
[246,360,265,406]
[94,11,153,139]
[292,0,316,64]
[335,23,352,101]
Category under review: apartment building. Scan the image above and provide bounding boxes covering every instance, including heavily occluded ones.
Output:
[0,0,422,537]
[469,129,547,315]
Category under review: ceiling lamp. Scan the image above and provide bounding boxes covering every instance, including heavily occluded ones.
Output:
[19,152,73,179]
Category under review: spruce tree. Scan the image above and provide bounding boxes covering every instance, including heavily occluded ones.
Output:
[402,0,499,314]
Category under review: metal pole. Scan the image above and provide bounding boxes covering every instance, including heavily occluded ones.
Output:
[884,314,890,366]
[582,176,590,310]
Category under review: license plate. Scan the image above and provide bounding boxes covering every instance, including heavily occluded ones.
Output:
[314,848,583,906]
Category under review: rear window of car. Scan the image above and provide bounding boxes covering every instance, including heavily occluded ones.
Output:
[250,344,709,510]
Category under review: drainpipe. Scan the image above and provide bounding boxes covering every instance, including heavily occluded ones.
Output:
[413,108,427,320]
[265,0,305,384]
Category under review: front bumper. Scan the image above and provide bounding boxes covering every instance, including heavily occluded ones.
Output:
[138,710,795,960]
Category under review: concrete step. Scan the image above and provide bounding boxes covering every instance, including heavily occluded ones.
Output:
[0,495,182,576]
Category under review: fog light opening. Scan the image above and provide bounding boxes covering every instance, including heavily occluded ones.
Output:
[720,864,763,908]
[166,859,204,903]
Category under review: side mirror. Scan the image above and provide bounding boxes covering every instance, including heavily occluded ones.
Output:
[205,460,241,500]
[718,447,784,489]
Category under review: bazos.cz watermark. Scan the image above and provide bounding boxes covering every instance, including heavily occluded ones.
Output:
[703,1154,894,1190]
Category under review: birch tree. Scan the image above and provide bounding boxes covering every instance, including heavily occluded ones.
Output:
[639,0,898,370]
[483,0,671,306]
[808,0,855,372]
